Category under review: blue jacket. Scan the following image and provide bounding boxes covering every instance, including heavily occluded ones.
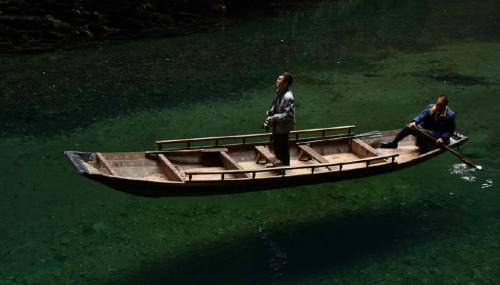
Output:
[413,104,456,144]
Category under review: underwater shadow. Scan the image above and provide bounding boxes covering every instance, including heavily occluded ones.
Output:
[107,201,453,284]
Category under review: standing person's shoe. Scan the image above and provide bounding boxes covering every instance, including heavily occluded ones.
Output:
[380,140,398,149]
[274,170,285,176]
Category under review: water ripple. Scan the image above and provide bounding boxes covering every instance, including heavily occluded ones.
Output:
[450,163,495,190]
[450,163,477,182]
[482,179,493,189]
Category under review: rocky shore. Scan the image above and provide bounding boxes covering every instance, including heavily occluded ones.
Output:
[0,0,284,52]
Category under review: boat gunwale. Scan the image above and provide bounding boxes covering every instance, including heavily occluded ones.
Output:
[155,125,356,149]
[183,153,400,181]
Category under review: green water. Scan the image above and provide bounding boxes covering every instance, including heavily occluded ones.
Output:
[1,0,500,284]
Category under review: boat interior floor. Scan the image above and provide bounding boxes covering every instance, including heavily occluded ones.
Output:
[88,136,424,182]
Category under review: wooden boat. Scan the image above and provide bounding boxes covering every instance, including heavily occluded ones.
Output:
[65,125,468,197]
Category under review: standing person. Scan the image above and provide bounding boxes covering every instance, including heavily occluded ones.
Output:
[381,95,456,148]
[266,72,295,166]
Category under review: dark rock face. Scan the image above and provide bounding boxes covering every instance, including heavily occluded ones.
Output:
[0,0,283,52]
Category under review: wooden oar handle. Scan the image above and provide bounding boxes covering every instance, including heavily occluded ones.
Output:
[413,126,478,169]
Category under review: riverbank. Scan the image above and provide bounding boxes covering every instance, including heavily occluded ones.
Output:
[0,0,288,53]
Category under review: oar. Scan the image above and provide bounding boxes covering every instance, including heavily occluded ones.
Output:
[414,127,482,170]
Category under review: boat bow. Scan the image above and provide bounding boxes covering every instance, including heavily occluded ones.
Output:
[64,151,93,176]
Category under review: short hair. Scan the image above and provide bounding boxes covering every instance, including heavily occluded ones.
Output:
[437,95,449,105]
[281,72,293,87]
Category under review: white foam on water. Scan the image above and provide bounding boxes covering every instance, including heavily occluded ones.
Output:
[481,179,493,189]
[450,164,495,189]
[450,163,477,182]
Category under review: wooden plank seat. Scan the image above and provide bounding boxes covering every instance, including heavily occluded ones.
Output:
[220,152,251,179]
[157,154,185,182]
[254,145,284,167]
[297,145,333,170]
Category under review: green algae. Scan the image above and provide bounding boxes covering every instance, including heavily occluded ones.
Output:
[1,0,500,284]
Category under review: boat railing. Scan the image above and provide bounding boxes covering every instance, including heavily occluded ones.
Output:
[184,154,399,181]
[156,125,356,150]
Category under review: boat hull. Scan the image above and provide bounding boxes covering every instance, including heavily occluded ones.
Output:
[65,143,460,197]
[86,161,405,197]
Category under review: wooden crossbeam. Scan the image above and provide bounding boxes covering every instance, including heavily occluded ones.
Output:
[254,145,284,167]
[350,138,378,158]
[219,152,251,179]
[350,138,385,165]
[96,153,119,176]
[297,145,332,170]
[157,154,185,182]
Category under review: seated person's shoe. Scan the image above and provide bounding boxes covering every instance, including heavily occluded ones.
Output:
[380,140,398,149]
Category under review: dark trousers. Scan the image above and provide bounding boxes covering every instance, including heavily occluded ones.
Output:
[395,125,434,142]
[272,132,290,166]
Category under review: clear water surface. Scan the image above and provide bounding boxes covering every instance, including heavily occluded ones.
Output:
[1,0,499,284]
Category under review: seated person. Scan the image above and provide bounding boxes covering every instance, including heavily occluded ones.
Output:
[381,95,456,148]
